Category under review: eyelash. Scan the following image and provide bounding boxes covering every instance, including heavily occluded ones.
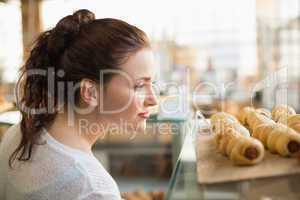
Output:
[134,83,144,90]
[134,81,156,90]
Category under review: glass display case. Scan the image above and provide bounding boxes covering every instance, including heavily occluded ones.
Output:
[165,122,300,200]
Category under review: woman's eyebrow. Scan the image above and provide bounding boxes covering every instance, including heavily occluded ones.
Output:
[135,77,151,82]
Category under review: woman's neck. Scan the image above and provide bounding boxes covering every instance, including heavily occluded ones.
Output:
[46,112,101,154]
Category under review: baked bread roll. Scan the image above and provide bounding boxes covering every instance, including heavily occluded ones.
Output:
[253,123,300,156]
[215,127,264,165]
[238,107,255,125]
[247,112,275,132]
[239,107,273,132]
[210,112,264,165]
[211,112,250,144]
[271,105,299,134]
[256,108,272,119]
[211,112,239,125]
[285,114,300,133]
[272,104,296,122]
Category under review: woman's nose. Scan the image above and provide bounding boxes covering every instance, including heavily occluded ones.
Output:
[144,89,158,107]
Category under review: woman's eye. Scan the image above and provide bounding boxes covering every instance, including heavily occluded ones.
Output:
[134,83,144,90]
[134,81,156,91]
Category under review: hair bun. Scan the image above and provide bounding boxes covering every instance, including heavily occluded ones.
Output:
[72,9,95,25]
[47,9,95,63]
[54,9,95,36]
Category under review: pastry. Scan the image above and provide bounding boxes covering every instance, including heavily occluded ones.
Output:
[272,105,300,134]
[211,112,250,145]
[239,107,274,132]
[210,112,264,165]
[238,106,255,125]
[215,127,264,165]
[256,108,272,119]
[247,111,275,132]
[285,114,300,133]
[253,123,300,156]
[271,104,296,122]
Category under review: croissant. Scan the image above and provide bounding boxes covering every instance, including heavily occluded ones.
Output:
[253,123,300,156]
[271,104,296,122]
[215,127,264,165]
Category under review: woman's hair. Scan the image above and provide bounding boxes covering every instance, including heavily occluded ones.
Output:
[9,9,150,167]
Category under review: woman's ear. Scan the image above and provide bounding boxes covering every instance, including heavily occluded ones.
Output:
[80,79,99,107]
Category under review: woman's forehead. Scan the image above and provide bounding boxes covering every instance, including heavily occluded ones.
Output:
[119,48,157,80]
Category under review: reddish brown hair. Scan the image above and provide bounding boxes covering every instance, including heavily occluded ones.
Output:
[10,9,150,167]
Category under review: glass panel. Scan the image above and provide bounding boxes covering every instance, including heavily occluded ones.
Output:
[166,132,300,200]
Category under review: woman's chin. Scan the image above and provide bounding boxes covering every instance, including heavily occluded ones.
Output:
[130,121,146,132]
[137,120,147,131]
[122,120,146,133]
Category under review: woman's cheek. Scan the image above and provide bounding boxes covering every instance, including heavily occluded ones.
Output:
[104,87,131,113]
[133,95,144,112]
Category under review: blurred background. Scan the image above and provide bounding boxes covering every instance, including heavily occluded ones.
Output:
[0,0,299,199]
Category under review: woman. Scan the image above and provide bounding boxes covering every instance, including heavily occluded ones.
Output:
[0,9,158,200]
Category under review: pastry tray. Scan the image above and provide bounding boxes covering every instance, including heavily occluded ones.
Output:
[196,132,300,184]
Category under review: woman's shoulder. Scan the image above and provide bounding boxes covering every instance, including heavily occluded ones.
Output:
[0,123,21,157]
[74,156,121,196]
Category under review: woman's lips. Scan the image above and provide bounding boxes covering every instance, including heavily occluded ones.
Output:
[138,112,150,119]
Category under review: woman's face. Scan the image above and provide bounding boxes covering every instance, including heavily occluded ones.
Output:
[97,48,158,133]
